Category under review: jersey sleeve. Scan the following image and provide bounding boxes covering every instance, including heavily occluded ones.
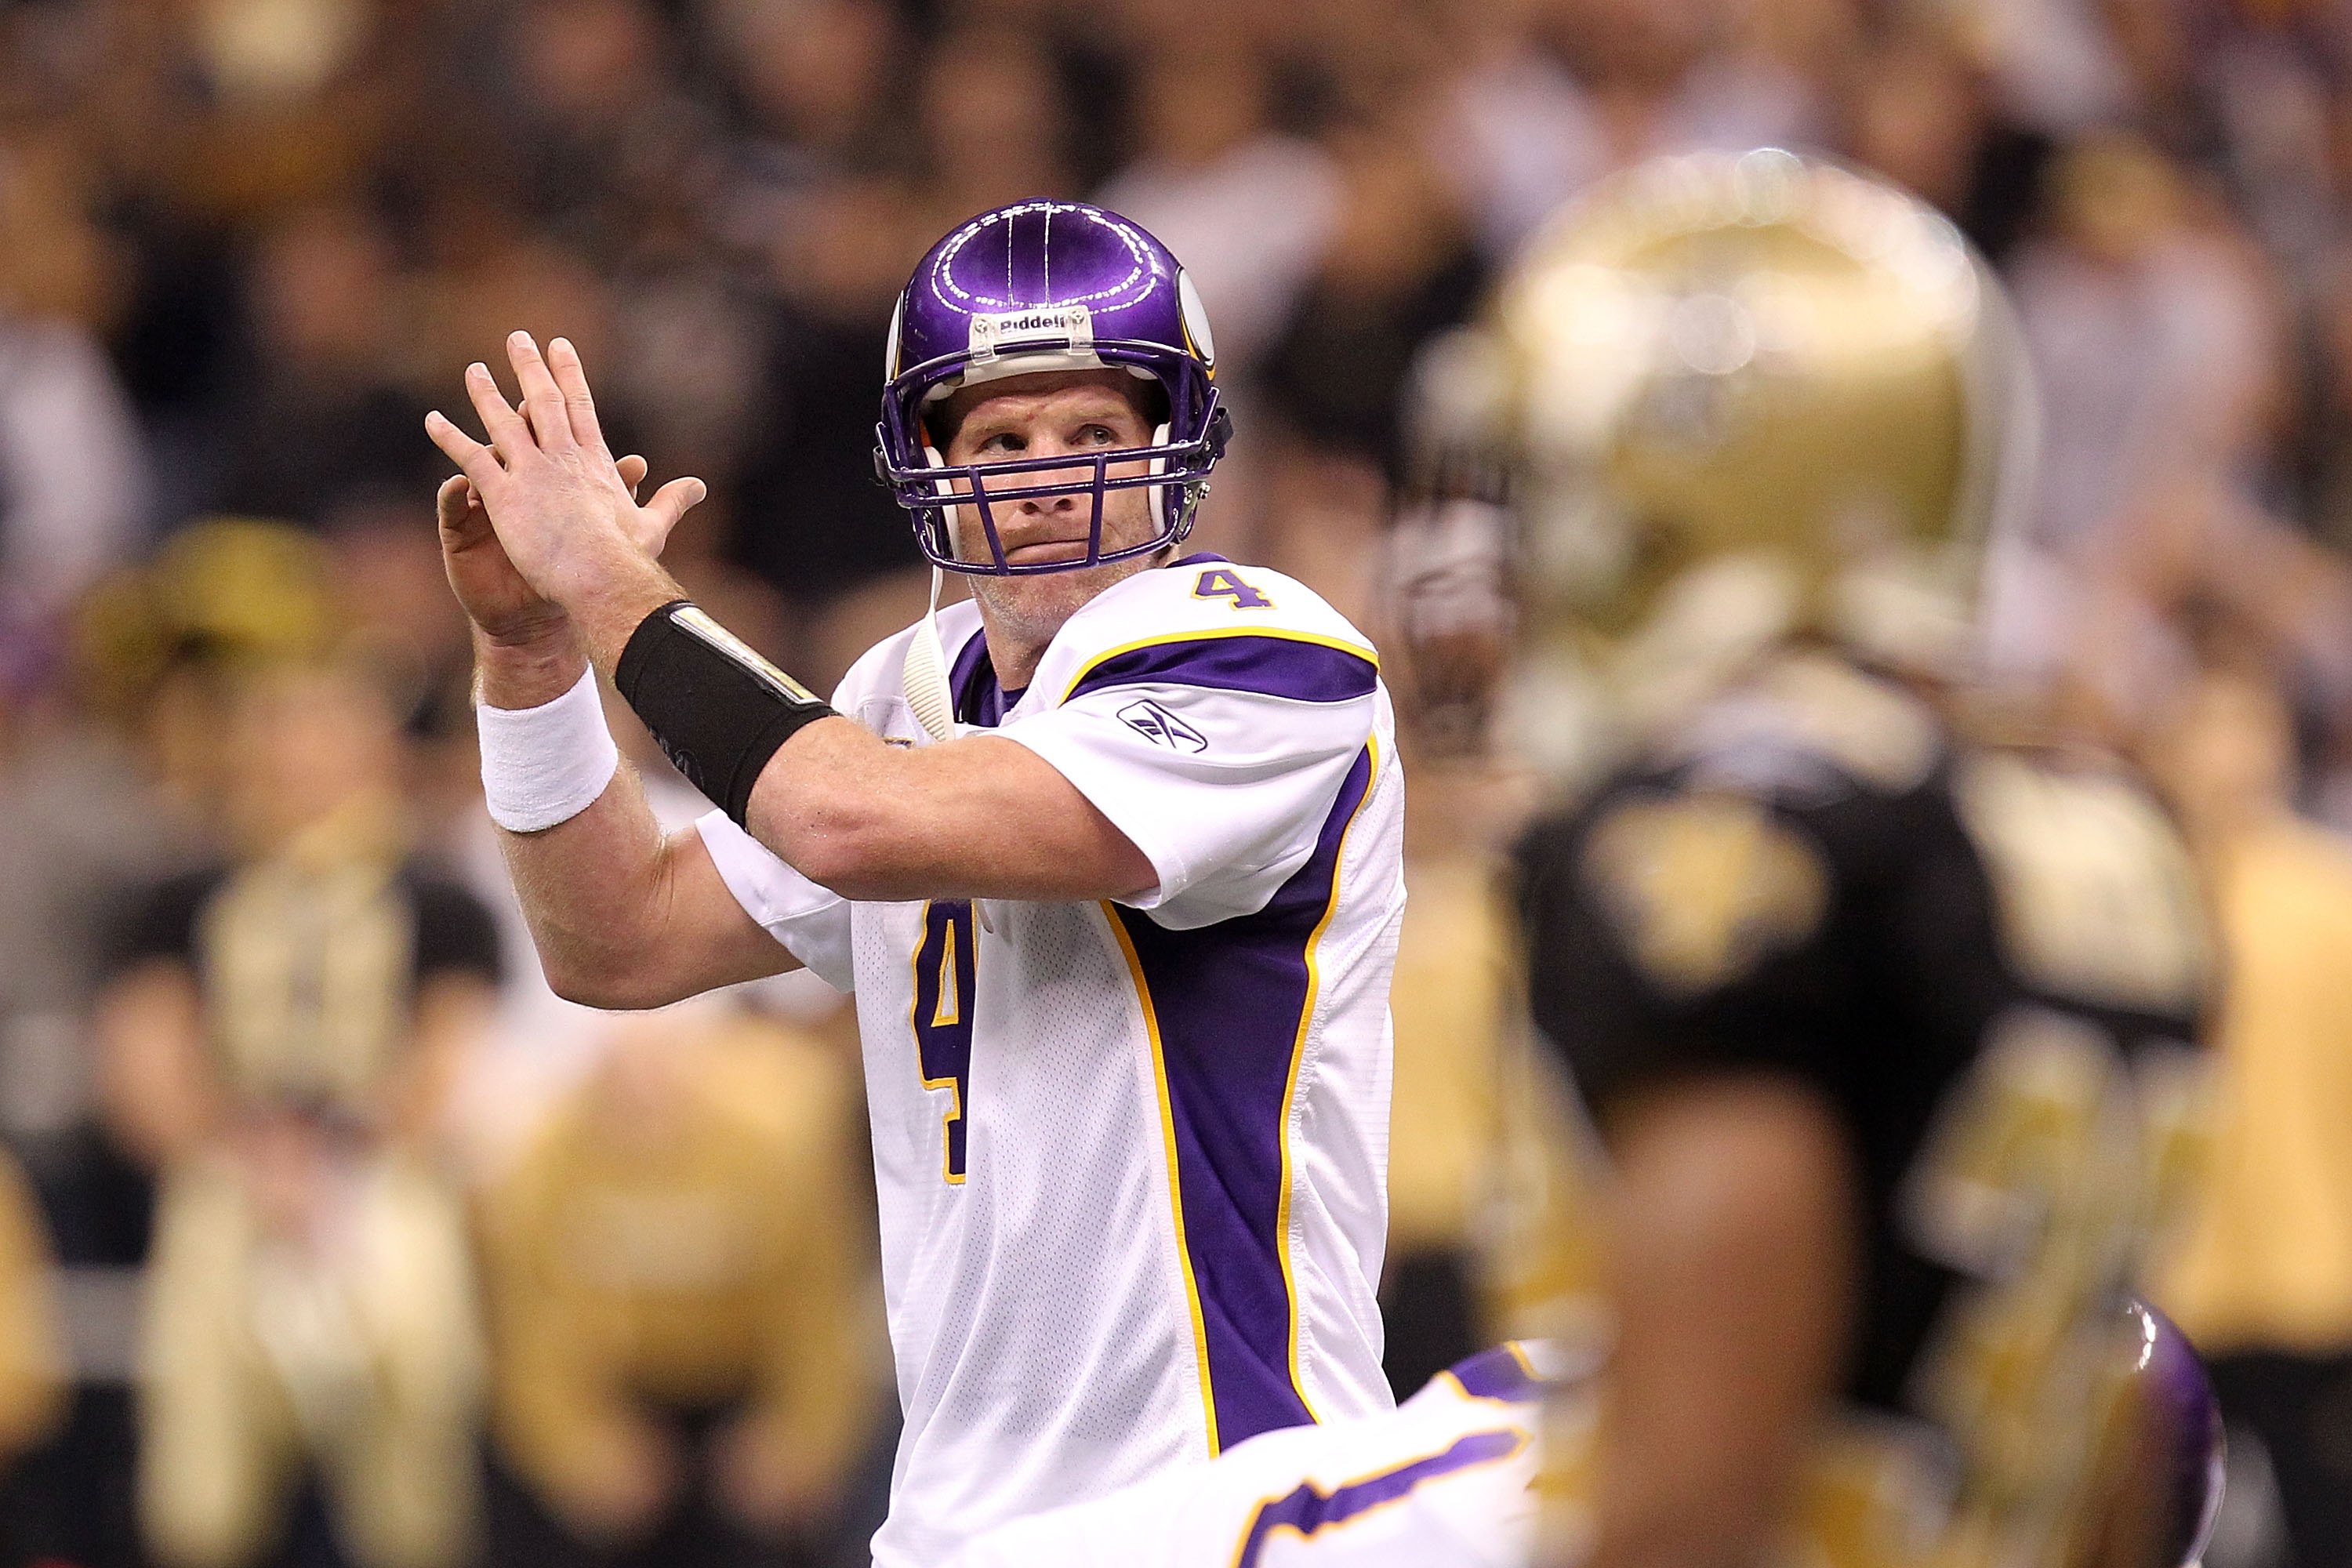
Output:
[695,811,855,992]
[1000,632,1381,929]
[1514,783,1852,1117]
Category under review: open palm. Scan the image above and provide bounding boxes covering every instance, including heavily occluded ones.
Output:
[426,333,705,625]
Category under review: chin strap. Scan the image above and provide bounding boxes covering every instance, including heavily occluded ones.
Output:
[898,567,996,934]
[903,565,957,745]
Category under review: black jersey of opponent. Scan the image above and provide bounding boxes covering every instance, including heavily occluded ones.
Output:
[1515,652,2210,1415]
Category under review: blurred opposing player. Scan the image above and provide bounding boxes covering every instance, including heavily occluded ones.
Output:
[424,202,1404,1566]
[1433,151,2212,1568]
[942,152,2222,1568]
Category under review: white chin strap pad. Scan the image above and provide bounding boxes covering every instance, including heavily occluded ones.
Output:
[1147,422,1171,523]
[924,445,964,555]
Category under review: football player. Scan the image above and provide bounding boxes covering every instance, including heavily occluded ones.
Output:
[423,202,1406,1566]
[1474,150,2216,1568]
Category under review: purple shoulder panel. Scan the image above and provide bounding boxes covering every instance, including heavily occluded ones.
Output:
[1070,636,1377,706]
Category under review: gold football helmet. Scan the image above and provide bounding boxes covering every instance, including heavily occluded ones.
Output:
[1401,148,2036,778]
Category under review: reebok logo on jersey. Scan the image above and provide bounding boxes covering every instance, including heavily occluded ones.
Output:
[1116,699,1207,753]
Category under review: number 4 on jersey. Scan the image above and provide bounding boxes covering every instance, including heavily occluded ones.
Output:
[1193,567,1272,610]
[912,900,975,1184]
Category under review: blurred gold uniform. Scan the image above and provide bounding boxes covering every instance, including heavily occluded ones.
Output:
[2162,809,2352,1352]
[2151,670,2352,1565]
[479,1005,877,1545]
[0,1148,67,1469]
[1384,773,1612,1388]
[1399,151,2220,1568]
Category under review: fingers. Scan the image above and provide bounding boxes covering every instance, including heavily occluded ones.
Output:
[459,362,536,465]
[637,475,710,556]
[426,408,504,490]
[434,473,474,531]
[546,338,610,455]
[616,453,648,499]
[505,332,576,453]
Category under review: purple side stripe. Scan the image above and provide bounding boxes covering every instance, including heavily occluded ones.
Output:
[1072,636,1377,706]
[1232,1428,1527,1567]
[947,627,1023,728]
[1113,745,1376,1449]
[1445,1342,1545,1404]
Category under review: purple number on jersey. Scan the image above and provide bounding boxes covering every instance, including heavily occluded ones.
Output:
[912,899,977,1183]
[1193,568,1274,610]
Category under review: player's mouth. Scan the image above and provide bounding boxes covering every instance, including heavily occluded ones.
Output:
[1000,535,1094,565]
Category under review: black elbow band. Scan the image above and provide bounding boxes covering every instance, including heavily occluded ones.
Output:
[613,600,837,827]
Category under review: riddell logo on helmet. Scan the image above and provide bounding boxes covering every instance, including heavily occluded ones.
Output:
[969,305,1094,360]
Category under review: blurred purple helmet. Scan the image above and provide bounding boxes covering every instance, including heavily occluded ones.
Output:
[873,200,1230,575]
[2121,1298,2226,1568]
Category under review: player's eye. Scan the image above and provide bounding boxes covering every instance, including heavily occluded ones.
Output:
[979,431,1026,455]
[1080,424,1118,446]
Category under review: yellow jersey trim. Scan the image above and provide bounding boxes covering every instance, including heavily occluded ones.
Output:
[1276,735,1380,1422]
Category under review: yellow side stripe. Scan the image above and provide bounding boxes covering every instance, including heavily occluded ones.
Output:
[1276,735,1381,1422]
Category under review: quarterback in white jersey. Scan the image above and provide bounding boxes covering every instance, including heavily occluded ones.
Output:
[945,1342,1562,1568]
[702,557,1404,1562]
[426,198,1402,1567]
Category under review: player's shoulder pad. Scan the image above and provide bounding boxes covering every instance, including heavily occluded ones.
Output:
[832,599,986,742]
[1951,742,2210,1018]
[1650,651,1947,809]
[1031,555,1380,710]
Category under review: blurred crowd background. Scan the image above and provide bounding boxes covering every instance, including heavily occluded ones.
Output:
[5,0,2352,1566]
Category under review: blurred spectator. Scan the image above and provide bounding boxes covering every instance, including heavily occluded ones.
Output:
[1096,41,1339,383]
[725,174,927,643]
[1260,129,1483,476]
[499,0,720,260]
[0,1142,69,1550]
[2154,664,2352,1568]
[93,657,499,1568]
[1429,0,1826,261]
[211,205,439,528]
[710,0,912,201]
[916,29,1076,223]
[2011,135,2287,562]
[0,136,148,645]
[478,1003,877,1568]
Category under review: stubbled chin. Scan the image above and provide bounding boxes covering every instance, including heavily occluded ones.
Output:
[971,551,1164,648]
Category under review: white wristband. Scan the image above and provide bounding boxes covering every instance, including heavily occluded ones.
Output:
[478,665,621,833]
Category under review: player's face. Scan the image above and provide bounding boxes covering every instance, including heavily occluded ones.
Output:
[935,368,1166,650]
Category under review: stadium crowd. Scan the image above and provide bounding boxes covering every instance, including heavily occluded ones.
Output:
[3,0,2352,1565]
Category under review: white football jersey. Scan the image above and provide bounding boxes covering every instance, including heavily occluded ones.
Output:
[941,1342,1559,1568]
[696,554,1406,1566]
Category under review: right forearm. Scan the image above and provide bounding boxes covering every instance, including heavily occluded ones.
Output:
[477,631,673,1003]
[496,767,682,1007]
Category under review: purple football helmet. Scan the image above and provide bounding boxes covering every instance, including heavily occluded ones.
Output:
[873,200,1230,575]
